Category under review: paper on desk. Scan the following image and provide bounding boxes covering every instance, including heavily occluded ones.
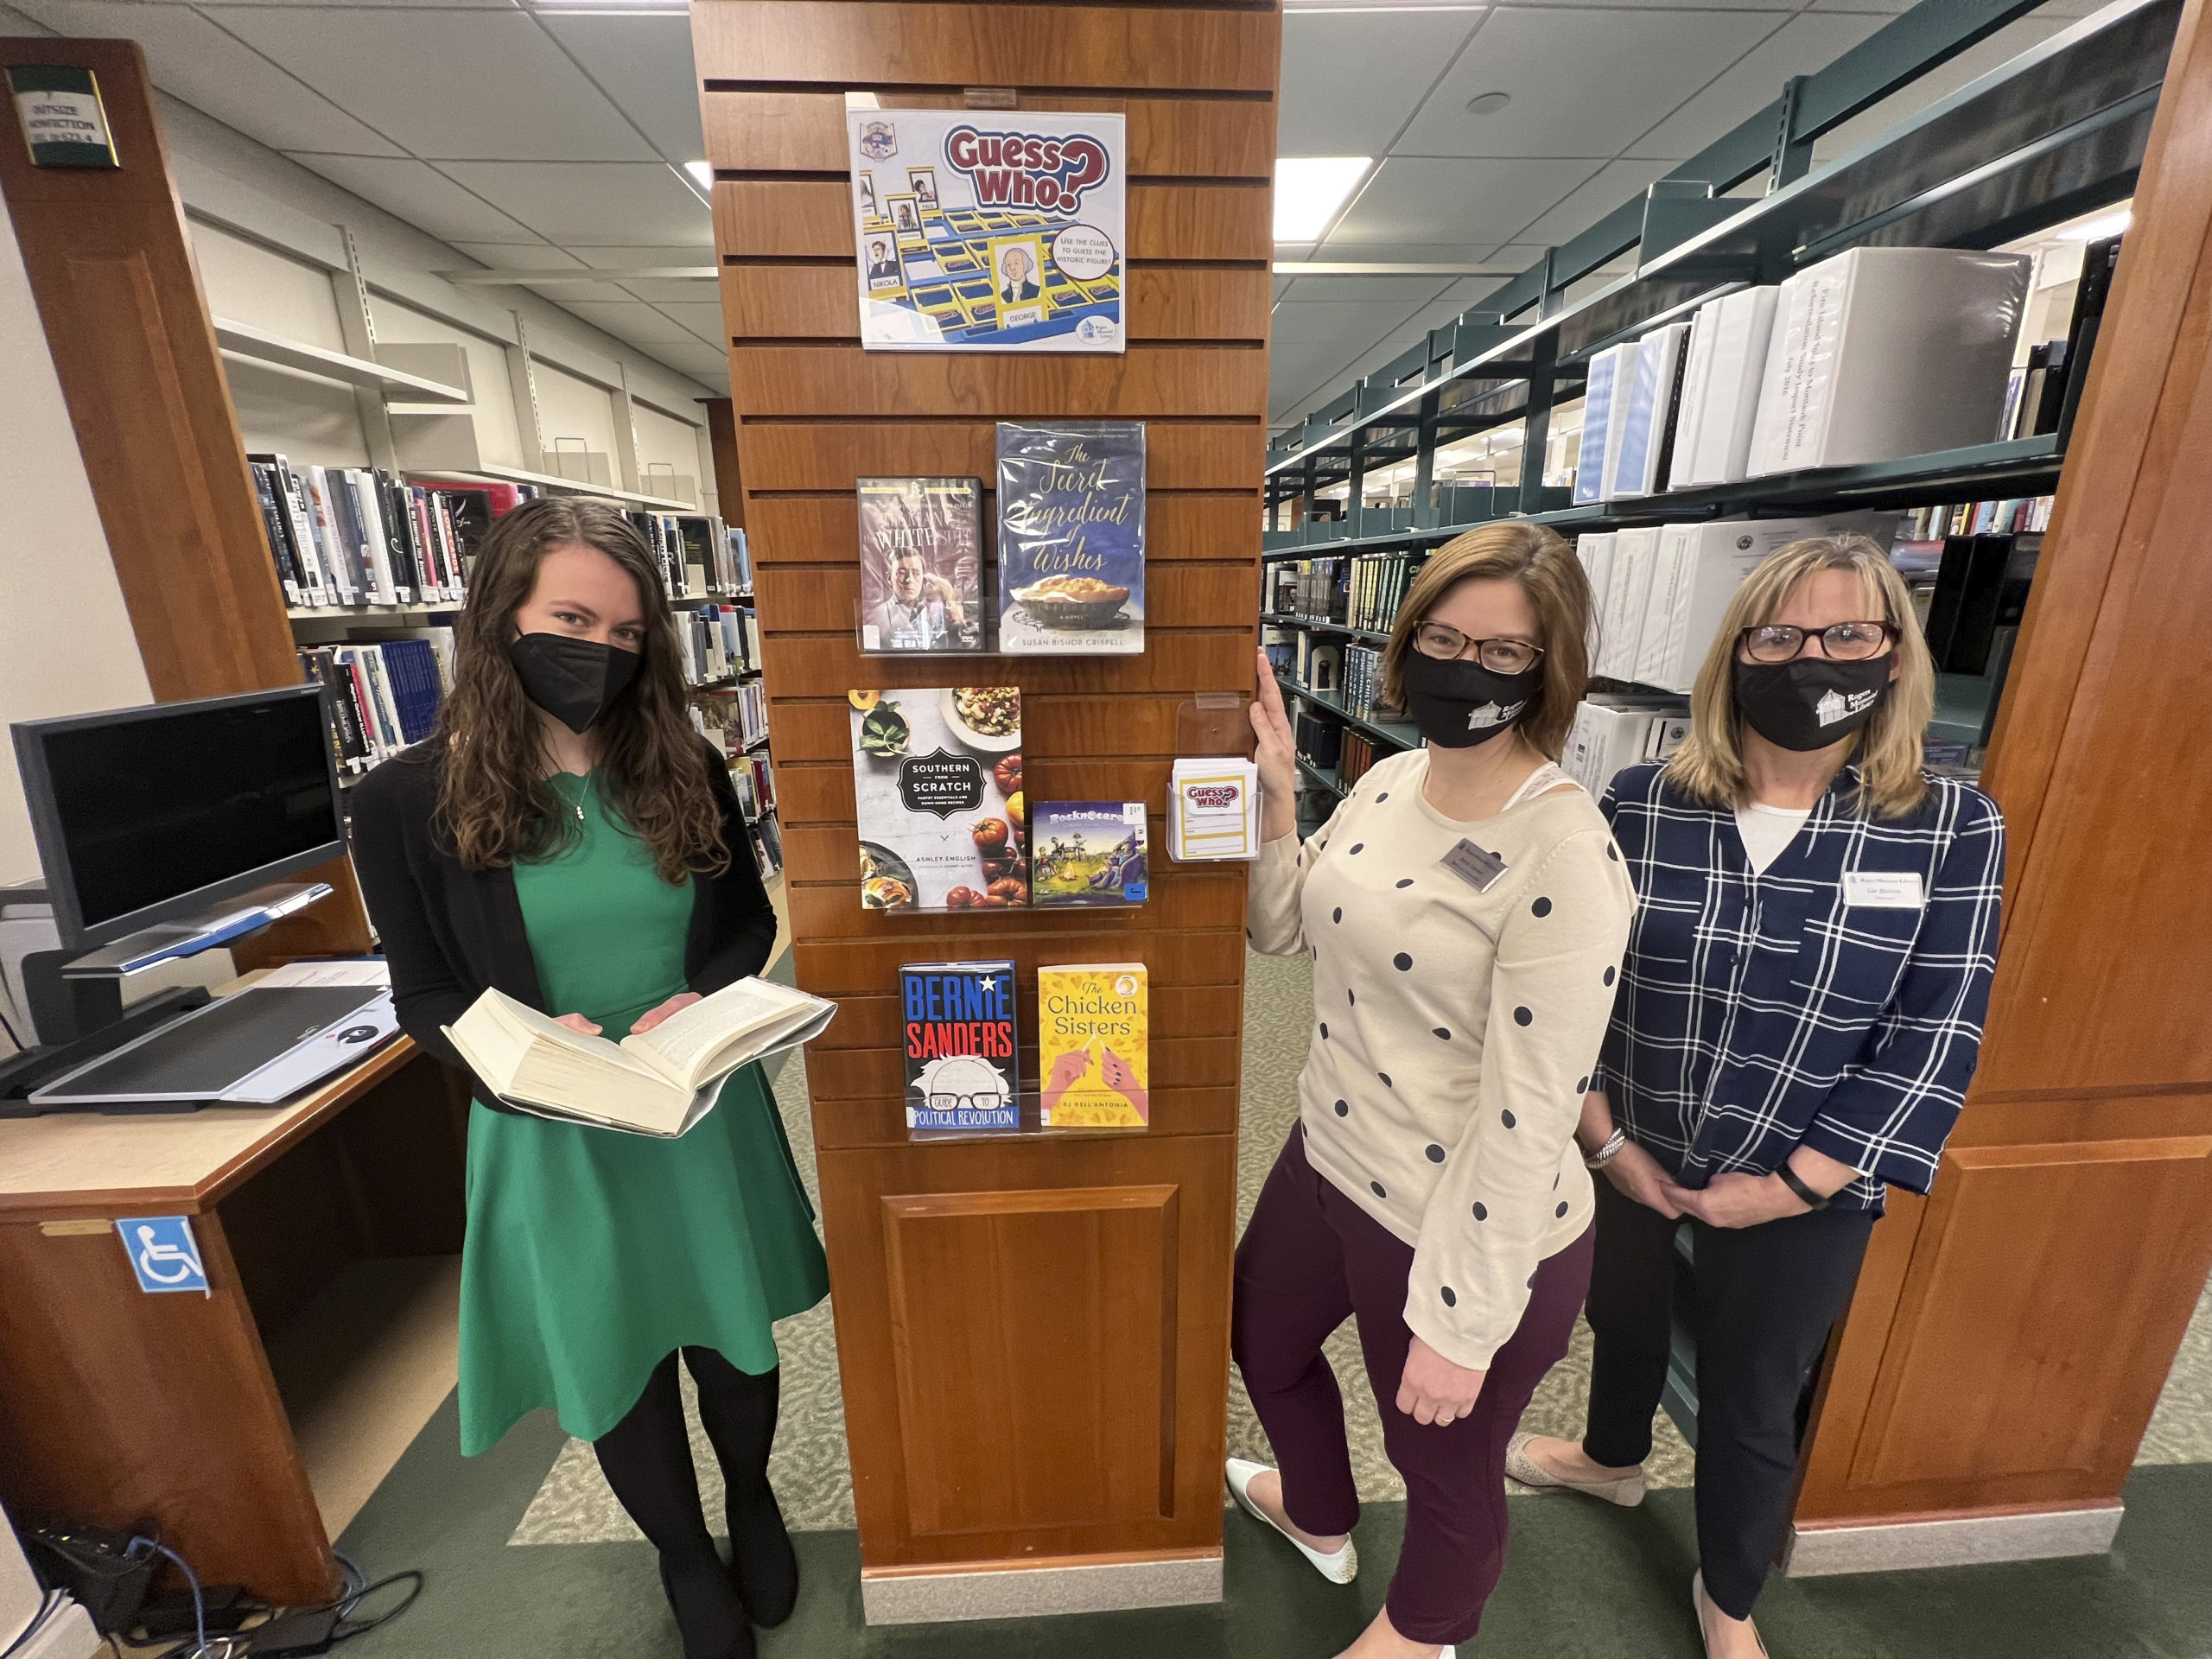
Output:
[255,959,391,988]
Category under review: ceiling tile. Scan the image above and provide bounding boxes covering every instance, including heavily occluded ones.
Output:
[1276,275,1459,305]
[7,0,405,155]
[550,300,705,346]
[293,155,544,243]
[447,244,590,270]
[1629,10,1890,161]
[1279,10,1491,155]
[640,340,732,381]
[1395,5,1791,159]
[1322,156,1601,247]
[1500,0,1796,10]
[433,162,712,248]
[634,299,727,340]
[1512,156,1680,246]
[204,7,656,162]
[613,278,723,302]
[575,245,720,270]
[534,12,704,165]
[1298,240,1506,265]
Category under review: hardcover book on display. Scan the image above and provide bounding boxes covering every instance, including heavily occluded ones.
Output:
[1029,802,1148,906]
[996,422,1145,655]
[901,959,1020,1132]
[849,688,1027,911]
[856,476,985,652]
[1037,963,1149,1128]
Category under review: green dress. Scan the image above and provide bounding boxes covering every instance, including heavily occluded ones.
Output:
[457,769,830,1456]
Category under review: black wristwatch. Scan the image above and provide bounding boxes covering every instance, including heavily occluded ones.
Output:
[1776,1162,1829,1211]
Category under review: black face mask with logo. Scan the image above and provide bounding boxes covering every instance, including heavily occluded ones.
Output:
[507,632,640,734]
[1399,652,1542,750]
[1731,655,1891,752]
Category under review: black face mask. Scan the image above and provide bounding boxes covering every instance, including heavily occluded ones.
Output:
[507,632,640,734]
[1399,651,1541,750]
[1732,654,1891,752]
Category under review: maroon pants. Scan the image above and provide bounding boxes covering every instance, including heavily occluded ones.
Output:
[1232,1127,1594,1647]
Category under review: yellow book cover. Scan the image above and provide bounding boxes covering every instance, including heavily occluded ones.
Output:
[1037,963,1148,1127]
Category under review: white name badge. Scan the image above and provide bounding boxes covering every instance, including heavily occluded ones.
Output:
[1843,870,1924,909]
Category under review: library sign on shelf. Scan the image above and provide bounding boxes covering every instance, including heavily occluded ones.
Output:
[7,64,118,168]
[847,109,1126,354]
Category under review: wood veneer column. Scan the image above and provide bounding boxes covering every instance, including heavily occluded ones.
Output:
[0,37,368,957]
[1791,0,2212,1553]
[691,0,1275,1616]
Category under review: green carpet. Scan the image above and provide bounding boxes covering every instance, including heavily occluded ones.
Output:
[334,1391,2212,1657]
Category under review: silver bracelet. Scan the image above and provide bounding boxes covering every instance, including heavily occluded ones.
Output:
[1584,1127,1628,1168]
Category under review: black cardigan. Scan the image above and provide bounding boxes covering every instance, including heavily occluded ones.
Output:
[348,738,777,1108]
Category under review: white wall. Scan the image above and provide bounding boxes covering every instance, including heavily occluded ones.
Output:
[0,197,156,892]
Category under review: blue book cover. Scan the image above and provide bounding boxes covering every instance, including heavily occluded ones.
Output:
[902,959,1021,1132]
[1030,801,1148,906]
[1575,351,1620,506]
[995,421,1145,655]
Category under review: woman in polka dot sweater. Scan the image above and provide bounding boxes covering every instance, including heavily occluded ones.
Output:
[1228,523,1634,1659]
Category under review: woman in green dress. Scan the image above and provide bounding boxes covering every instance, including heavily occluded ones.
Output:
[352,499,828,1659]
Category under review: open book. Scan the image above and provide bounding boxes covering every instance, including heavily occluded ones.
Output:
[444,976,836,1137]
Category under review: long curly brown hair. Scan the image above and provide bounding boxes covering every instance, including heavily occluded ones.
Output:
[429,498,728,881]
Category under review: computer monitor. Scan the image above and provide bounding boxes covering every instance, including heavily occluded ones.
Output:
[10,684,344,950]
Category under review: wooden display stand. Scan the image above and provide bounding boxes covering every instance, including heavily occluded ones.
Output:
[1788,0,2212,1571]
[690,1,1277,1623]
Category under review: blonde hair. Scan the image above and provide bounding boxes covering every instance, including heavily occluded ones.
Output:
[1662,534,1933,818]
[1380,521,1591,760]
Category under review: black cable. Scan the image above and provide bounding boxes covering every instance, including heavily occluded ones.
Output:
[330,1572,423,1643]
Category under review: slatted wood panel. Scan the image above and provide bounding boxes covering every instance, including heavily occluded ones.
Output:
[1793,0,2212,1539]
[694,0,1275,1591]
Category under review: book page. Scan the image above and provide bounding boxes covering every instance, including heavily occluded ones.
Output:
[486,993,664,1079]
[623,978,822,1087]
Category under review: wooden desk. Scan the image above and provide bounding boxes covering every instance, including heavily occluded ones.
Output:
[0,1028,467,1603]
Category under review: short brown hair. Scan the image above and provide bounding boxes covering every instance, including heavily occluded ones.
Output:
[1379,521,1592,759]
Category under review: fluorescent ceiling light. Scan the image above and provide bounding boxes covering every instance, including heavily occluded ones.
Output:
[2057,208,2131,241]
[1275,157,1370,244]
[684,161,715,189]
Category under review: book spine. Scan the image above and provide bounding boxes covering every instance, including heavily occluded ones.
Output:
[249,462,303,605]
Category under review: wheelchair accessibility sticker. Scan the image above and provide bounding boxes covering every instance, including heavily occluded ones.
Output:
[117,1216,209,1296]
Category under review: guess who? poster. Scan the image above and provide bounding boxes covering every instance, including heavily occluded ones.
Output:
[847,109,1126,353]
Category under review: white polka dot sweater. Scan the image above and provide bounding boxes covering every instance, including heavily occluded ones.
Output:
[1248,748,1635,1371]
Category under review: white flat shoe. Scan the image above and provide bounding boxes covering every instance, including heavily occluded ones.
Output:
[1224,1458,1357,1584]
[1505,1431,1645,1507]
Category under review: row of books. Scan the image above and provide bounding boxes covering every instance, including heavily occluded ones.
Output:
[855,424,1147,658]
[1267,557,1353,625]
[1578,512,1897,693]
[1562,695,1691,798]
[299,636,451,775]
[1294,709,1343,772]
[728,748,779,825]
[1577,245,2072,506]
[1338,730,1382,791]
[676,603,761,686]
[632,512,740,600]
[901,959,1150,1133]
[1347,553,1418,633]
[1899,496,2055,540]
[1918,533,2040,678]
[1341,643,1387,721]
[692,680,770,753]
[251,453,498,609]
[747,809,785,882]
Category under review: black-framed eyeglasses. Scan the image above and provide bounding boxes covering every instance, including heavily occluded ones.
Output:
[1412,621,1546,675]
[928,1093,1004,1112]
[1738,620,1897,664]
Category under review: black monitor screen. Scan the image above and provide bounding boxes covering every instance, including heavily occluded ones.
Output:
[19,688,341,941]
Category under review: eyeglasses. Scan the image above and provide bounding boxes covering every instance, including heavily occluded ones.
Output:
[928,1093,1004,1112]
[1412,621,1546,675]
[1738,620,1897,664]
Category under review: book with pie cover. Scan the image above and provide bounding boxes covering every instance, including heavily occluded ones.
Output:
[1037,963,1147,1127]
[1029,801,1148,906]
[856,476,985,652]
[901,959,1020,1132]
[995,421,1145,655]
[849,687,1028,911]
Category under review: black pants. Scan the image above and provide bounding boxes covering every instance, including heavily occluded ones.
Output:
[1580,1176,1874,1620]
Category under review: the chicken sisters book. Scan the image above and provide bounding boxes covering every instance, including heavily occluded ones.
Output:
[1037,963,1148,1128]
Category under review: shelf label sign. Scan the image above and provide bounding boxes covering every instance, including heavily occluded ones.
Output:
[8,65,119,168]
[117,1216,209,1297]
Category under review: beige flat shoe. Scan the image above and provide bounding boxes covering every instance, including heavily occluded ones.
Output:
[1693,1570,1769,1657]
[1504,1431,1646,1507]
